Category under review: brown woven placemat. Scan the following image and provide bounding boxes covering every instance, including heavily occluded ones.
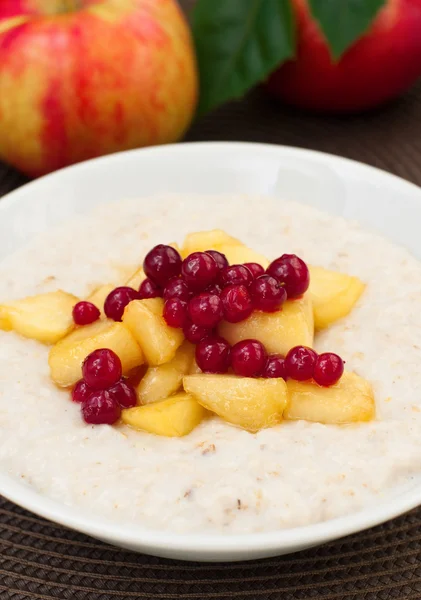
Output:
[1,38,421,600]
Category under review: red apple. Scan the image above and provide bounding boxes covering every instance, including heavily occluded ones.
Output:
[266,0,421,113]
[0,0,198,177]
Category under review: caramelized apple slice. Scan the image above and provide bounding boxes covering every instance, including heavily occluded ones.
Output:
[215,244,269,269]
[285,372,375,424]
[137,341,195,404]
[123,298,184,366]
[49,319,143,387]
[309,266,365,330]
[184,374,288,432]
[219,295,314,356]
[86,284,115,317]
[0,290,78,344]
[122,392,206,437]
[181,230,240,258]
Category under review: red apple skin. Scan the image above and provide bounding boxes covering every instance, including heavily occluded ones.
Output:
[0,0,198,177]
[266,0,421,113]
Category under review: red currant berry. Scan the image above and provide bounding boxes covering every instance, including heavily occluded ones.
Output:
[143,244,182,286]
[72,301,100,326]
[139,278,161,299]
[205,283,222,296]
[261,355,287,379]
[219,264,253,288]
[313,352,344,387]
[108,379,137,408]
[220,284,253,323]
[82,348,122,390]
[231,339,267,377]
[181,252,219,291]
[163,277,190,302]
[285,346,317,381]
[163,297,188,328]
[267,254,310,298]
[250,275,287,312]
[205,250,229,270]
[244,262,265,279]
[82,390,121,425]
[188,292,223,328]
[72,379,93,403]
[104,286,139,321]
[195,336,231,374]
[183,319,212,343]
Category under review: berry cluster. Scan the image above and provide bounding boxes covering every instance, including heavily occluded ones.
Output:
[72,348,137,424]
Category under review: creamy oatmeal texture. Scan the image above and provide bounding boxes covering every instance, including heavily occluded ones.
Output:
[1,194,421,534]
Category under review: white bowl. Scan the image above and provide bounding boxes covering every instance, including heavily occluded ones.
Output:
[1,142,421,562]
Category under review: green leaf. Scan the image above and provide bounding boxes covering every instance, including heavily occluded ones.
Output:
[191,0,295,116]
[308,0,387,59]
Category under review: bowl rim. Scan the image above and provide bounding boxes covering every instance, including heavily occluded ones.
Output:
[1,141,421,558]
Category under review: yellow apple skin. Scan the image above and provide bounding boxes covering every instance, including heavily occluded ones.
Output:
[0,0,197,176]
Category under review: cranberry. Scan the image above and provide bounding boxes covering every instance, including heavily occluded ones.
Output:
[195,336,231,373]
[138,278,161,299]
[82,348,122,390]
[231,339,267,377]
[163,277,190,302]
[108,379,137,408]
[244,262,265,279]
[143,244,182,287]
[181,252,219,291]
[188,292,223,328]
[72,301,100,326]
[72,379,93,403]
[261,355,287,379]
[220,284,253,323]
[163,297,188,328]
[250,275,287,312]
[285,346,318,381]
[183,319,212,343]
[104,286,139,321]
[313,352,344,387]
[82,390,121,425]
[219,264,253,288]
[205,250,229,270]
[267,254,310,298]
[205,283,222,295]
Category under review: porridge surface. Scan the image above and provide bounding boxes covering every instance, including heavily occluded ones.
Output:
[1,194,421,534]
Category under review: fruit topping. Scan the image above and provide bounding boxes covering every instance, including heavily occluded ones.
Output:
[82,390,121,425]
[220,284,253,323]
[143,244,182,286]
[163,297,188,328]
[243,262,265,279]
[231,339,267,378]
[138,278,162,299]
[163,277,190,301]
[250,274,287,312]
[108,379,137,408]
[71,379,93,403]
[285,345,318,381]
[183,319,212,343]
[181,251,219,291]
[104,286,140,321]
[205,249,229,270]
[195,335,231,373]
[188,292,223,328]
[313,352,345,387]
[261,354,287,379]
[72,301,101,326]
[267,254,310,298]
[219,264,253,288]
[82,348,122,390]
